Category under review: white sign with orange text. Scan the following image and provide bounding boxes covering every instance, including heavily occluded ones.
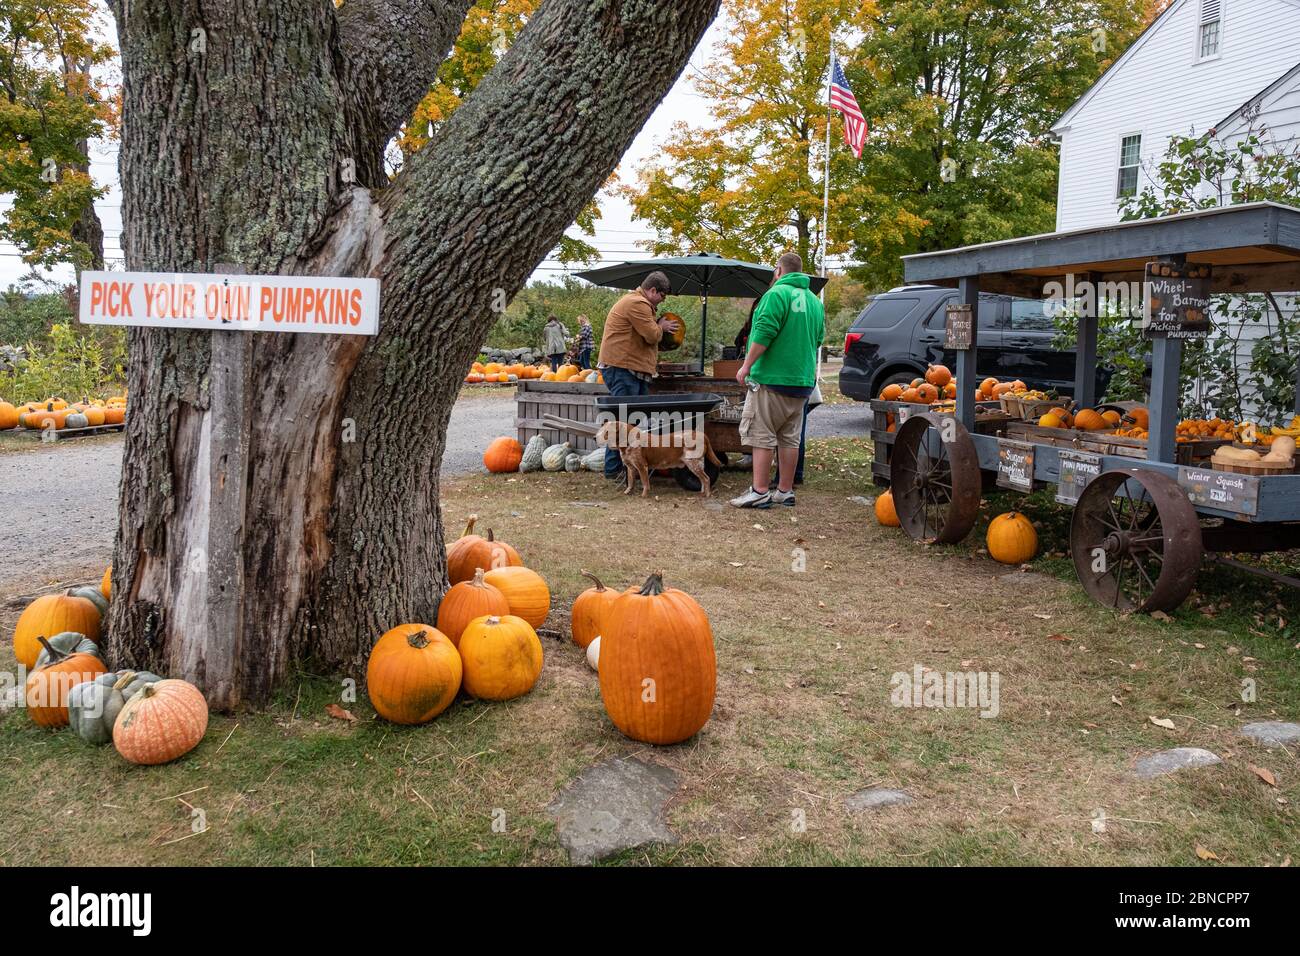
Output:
[78,271,380,335]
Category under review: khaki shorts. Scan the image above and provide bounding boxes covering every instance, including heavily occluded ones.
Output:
[739,385,806,449]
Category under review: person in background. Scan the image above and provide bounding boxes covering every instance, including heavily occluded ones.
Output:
[597,271,679,481]
[575,314,594,369]
[730,251,825,509]
[543,314,568,372]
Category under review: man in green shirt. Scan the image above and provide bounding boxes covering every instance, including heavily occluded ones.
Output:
[731,252,825,509]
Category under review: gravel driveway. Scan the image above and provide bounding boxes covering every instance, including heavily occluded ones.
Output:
[0,389,871,584]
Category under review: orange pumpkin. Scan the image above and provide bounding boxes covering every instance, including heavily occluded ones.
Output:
[980,377,998,397]
[657,313,686,352]
[466,372,485,384]
[436,568,510,647]
[900,387,922,404]
[112,679,209,764]
[570,571,620,649]
[1073,408,1106,431]
[875,490,901,527]
[599,572,716,745]
[915,383,938,404]
[83,406,106,426]
[25,636,107,728]
[483,436,524,473]
[942,382,957,399]
[103,407,126,425]
[1124,407,1150,430]
[0,401,17,430]
[483,566,551,629]
[446,515,523,584]
[366,624,462,724]
[101,566,112,600]
[880,383,904,401]
[1101,410,1122,427]
[13,591,102,669]
[925,364,952,387]
[987,512,1038,565]
[458,615,544,701]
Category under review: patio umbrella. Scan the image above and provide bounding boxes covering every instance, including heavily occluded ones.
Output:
[575,253,829,371]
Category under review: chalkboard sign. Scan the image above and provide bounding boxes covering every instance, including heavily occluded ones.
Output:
[1056,449,1102,505]
[1178,466,1260,517]
[945,303,973,350]
[997,439,1035,492]
[1142,261,1211,340]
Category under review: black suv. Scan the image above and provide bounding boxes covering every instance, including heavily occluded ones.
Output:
[839,285,1112,401]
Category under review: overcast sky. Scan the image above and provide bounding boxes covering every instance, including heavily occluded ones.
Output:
[0,13,741,289]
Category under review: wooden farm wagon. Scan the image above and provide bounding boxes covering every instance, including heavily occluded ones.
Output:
[872,201,1300,613]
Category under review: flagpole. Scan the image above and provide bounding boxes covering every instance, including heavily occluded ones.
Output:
[819,45,833,300]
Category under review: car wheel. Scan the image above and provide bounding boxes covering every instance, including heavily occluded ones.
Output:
[874,370,919,395]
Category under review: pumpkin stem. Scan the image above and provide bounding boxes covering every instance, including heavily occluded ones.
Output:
[580,570,606,591]
[406,629,431,650]
[112,671,139,691]
[485,616,501,626]
[138,683,158,700]
[486,529,496,542]
[472,567,487,587]
[460,515,478,539]
[638,572,666,596]
[35,635,69,664]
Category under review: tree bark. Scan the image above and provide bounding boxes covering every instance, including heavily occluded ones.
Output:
[106,0,720,709]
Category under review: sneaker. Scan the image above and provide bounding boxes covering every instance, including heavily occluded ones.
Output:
[770,489,795,507]
[729,486,772,509]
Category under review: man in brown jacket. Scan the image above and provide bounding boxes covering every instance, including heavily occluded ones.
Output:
[597,270,679,479]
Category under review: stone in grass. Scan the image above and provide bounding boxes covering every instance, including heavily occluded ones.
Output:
[844,788,915,812]
[547,757,679,864]
[1132,747,1222,779]
[1240,721,1300,749]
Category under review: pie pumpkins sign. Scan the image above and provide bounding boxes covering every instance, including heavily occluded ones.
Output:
[597,572,716,745]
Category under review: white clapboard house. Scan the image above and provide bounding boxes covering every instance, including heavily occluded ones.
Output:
[1050,0,1300,414]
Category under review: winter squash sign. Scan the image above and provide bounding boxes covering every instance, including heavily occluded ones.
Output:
[78,270,380,335]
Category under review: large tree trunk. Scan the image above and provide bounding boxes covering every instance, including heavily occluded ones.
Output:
[106,0,720,709]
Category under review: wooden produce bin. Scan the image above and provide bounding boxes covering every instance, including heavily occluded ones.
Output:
[1001,421,1230,465]
[870,399,1009,485]
[515,380,608,452]
[649,374,750,456]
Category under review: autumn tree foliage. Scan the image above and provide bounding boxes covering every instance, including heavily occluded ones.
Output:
[624,0,1150,287]
[0,0,116,271]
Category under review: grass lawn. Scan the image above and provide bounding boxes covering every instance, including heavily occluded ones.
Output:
[1,436,1297,866]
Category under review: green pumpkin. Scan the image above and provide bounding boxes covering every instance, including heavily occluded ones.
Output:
[541,441,571,472]
[581,447,606,471]
[34,631,103,668]
[68,670,163,745]
[65,412,89,429]
[519,435,547,473]
[70,584,109,618]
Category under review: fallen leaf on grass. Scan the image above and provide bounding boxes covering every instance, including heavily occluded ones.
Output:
[1033,613,1053,620]
[728,562,745,567]
[1150,610,1173,622]
[326,704,357,723]
[1195,845,1220,862]
[1148,716,1177,730]
[1249,765,1277,787]
[1111,695,1123,706]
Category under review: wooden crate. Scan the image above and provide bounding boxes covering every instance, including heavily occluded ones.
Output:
[999,395,1073,420]
[1003,422,1230,465]
[515,381,607,451]
[869,400,1008,484]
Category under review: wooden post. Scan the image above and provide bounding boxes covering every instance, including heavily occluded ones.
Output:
[1074,272,1098,409]
[203,263,252,709]
[1293,344,1300,417]
[957,275,980,431]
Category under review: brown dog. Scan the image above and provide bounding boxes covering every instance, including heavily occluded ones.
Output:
[596,419,722,498]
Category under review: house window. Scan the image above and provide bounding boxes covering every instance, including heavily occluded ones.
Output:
[1199,0,1222,59]
[1117,133,1141,198]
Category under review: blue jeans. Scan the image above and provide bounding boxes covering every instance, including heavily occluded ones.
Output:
[578,348,592,369]
[602,366,649,477]
[795,401,810,484]
[548,353,564,372]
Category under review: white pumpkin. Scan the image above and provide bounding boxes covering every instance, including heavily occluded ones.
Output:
[585,635,600,671]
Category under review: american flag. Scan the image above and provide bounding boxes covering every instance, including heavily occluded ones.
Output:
[829,54,868,158]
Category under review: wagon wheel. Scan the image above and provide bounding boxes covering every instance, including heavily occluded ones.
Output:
[890,413,981,544]
[1070,468,1202,613]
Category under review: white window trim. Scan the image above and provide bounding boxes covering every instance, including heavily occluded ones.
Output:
[1195,0,1224,64]
[1115,131,1143,202]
